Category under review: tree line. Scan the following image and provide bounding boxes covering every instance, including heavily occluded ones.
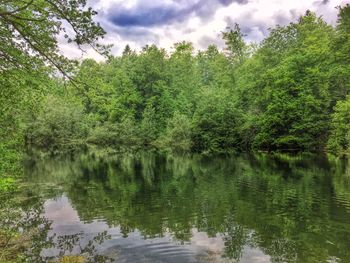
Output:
[21,5,350,154]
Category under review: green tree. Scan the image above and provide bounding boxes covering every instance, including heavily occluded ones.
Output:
[26,94,87,151]
[140,104,159,145]
[168,41,198,115]
[192,88,241,153]
[327,96,350,154]
[222,23,246,65]
[0,0,108,74]
[158,112,192,151]
[236,12,333,151]
[329,4,350,104]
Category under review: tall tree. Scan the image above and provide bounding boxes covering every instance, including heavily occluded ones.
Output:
[222,23,246,65]
[237,12,334,150]
[329,4,350,104]
[168,41,197,115]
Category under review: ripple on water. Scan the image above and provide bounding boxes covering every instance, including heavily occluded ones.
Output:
[333,194,350,213]
[107,241,199,263]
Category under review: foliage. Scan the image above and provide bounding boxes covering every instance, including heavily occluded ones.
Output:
[327,96,350,154]
[140,104,160,145]
[329,4,350,104]
[192,88,241,153]
[222,23,246,64]
[16,6,350,155]
[0,0,108,75]
[0,178,16,193]
[25,94,87,152]
[157,112,192,151]
[87,116,141,148]
[236,12,334,151]
[2,2,350,261]
[2,2,350,199]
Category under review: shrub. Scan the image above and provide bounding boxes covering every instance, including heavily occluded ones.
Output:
[157,112,192,151]
[25,95,87,151]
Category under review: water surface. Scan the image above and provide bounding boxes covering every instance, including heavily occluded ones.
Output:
[21,152,350,262]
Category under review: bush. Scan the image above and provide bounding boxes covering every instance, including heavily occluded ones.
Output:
[157,112,192,151]
[87,116,141,148]
[25,95,87,151]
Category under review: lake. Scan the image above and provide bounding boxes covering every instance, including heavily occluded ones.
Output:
[19,151,350,262]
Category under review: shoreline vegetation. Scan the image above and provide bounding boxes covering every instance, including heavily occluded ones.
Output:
[15,6,350,157]
[1,1,350,261]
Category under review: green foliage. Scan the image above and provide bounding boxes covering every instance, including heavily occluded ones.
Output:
[140,104,159,145]
[237,11,333,151]
[192,89,241,153]
[327,96,350,154]
[26,95,87,151]
[108,68,142,122]
[222,23,246,64]
[0,1,109,261]
[0,0,108,75]
[157,112,192,151]
[23,6,348,155]
[329,4,350,104]
[0,178,16,193]
[167,42,197,115]
[0,142,22,178]
[0,0,108,175]
[28,5,349,155]
[3,3,350,179]
[87,116,141,148]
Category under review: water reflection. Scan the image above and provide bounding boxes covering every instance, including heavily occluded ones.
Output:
[22,152,350,262]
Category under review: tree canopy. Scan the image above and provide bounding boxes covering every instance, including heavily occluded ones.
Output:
[11,4,350,155]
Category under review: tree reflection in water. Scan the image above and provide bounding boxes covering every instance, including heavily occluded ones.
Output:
[20,151,350,262]
[28,218,112,262]
[3,196,112,262]
[41,231,112,263]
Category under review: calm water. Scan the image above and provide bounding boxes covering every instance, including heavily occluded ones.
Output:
[20,151,350,262]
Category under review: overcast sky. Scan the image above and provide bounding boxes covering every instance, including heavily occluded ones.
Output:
[59,0,349,60]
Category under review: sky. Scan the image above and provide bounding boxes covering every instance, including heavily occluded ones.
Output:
[59,0,349,60]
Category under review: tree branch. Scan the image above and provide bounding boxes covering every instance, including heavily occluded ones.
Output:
[0,0,34,16]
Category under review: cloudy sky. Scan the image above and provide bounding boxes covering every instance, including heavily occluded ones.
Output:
[60,0,349,60]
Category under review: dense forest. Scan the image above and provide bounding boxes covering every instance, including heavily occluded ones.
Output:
[3,6,349,157]
[1,1,350,260]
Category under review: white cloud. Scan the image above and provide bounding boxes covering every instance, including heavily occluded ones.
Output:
[59,0,349,60]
